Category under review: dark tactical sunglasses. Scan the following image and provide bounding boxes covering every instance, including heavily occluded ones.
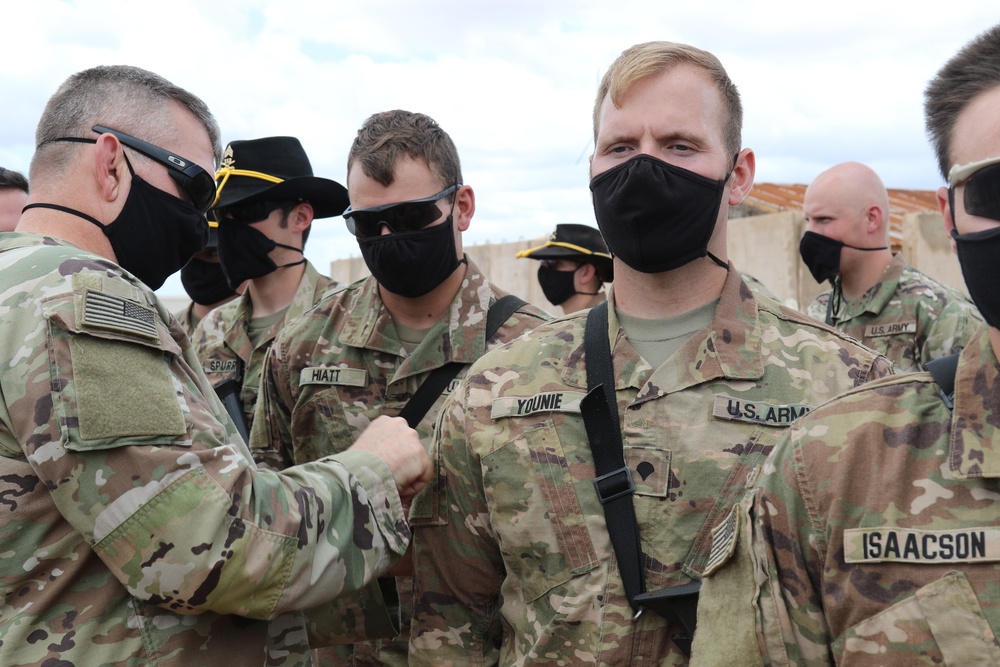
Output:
[215,199,298,225]
[949,156,1000,221]
[343,184,460,238]
[93,125,218,212]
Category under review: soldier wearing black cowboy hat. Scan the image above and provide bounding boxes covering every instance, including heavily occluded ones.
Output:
[191,136,349,435]
[517,223,614,314]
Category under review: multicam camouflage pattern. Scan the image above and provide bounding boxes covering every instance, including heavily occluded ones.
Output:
[694,325,1000,666]
[250,258,550,665]
[806,253,981,372]
[191,260,337,431]
[409,267,893,666]
[173,301,199,339]
[741,272,779,301]
[0,234,409,667]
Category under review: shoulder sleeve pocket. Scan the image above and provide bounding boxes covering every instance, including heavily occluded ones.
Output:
[48,311,187,448]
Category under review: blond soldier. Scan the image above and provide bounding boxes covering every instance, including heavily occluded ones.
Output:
[252,110,550,665]
[0,65,430,667]
[408,41,892,666]
[192,136,347,435]
[801,161,981,372]
[693,24,1000,666]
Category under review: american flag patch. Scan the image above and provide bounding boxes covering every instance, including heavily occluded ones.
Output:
[704,506,739,576]
[82,290,158,339]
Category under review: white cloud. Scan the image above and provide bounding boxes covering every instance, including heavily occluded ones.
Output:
[4,0,998,297]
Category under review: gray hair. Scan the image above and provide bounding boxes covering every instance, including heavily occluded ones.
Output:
[31,65,221,182]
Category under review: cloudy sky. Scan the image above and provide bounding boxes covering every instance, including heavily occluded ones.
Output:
[3,1,997,298]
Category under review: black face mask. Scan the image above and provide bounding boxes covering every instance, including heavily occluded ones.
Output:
[590,154,732,273]
[181,257,236,306]
[23,159,208,290]
[217,221,305,291]
[537,264,579,306]
[952,225,1000,329]
[358,216,464,298]
[799,231,887,284]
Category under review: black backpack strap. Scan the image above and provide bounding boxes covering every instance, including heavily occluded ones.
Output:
[215,356,251,443]
[580,301,646,612]
[925,353,960,410]
[398,295,527,428]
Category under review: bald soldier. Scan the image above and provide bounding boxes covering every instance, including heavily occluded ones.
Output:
[800,161,981,371]
[692,24,1000,666]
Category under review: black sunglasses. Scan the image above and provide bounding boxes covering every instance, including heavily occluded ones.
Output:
[91,125,217,212]
[215,199,297,225]
[343,184,460,238]
[960,162,1000,222]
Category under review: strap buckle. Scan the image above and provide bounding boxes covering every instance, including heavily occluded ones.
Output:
[593,466,635,504]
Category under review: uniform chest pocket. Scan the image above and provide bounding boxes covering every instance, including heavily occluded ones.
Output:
[482,421,599,603]
[288,385,361,463]
[47,316,186,449]
[834,571,1000,665]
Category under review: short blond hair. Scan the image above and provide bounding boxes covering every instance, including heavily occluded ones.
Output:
[593,41,743,156]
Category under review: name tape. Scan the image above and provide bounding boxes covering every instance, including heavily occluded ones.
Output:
[299,367,368,387]
[844,527,1000,564]
[491,391,584,419]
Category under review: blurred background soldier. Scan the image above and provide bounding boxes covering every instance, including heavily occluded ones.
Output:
[801,160,981,371]
[174,216,240,337]
[0,166,28,232]
[517,222,613,314]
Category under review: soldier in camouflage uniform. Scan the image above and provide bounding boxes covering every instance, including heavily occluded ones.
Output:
[801,161,981,372]
[192,136,348,433]
[408,41,892,666]
[173,221,239,338]
[251,109,551,666]
[0,64,431,667]
[692,24,1000,666]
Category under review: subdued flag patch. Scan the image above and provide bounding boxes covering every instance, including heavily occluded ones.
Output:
[82,290,158,340]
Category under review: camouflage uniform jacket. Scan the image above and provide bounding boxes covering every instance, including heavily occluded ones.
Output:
[174,301,198,339]
[192,259,336,432]
[693,325,1000,666]
[409,267,893,666]
[251,259,551,665]
[0,234,410,667]
[806,253,981,372]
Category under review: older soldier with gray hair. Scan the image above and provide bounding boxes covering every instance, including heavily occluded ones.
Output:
[0,65,430,666]
[693,23,1000,666]
[408,40,891,665]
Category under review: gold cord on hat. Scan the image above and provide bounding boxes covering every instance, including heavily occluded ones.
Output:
[212,167,286,207]
[516,240,612,260]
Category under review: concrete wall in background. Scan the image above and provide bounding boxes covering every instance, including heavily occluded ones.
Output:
[726,210,965,311]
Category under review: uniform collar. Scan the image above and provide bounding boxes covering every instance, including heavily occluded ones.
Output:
[949,326,1000,478]
[561,266,765,403]
[833,252,906,320]
[339,258,495,366]
[223,259,330,358]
